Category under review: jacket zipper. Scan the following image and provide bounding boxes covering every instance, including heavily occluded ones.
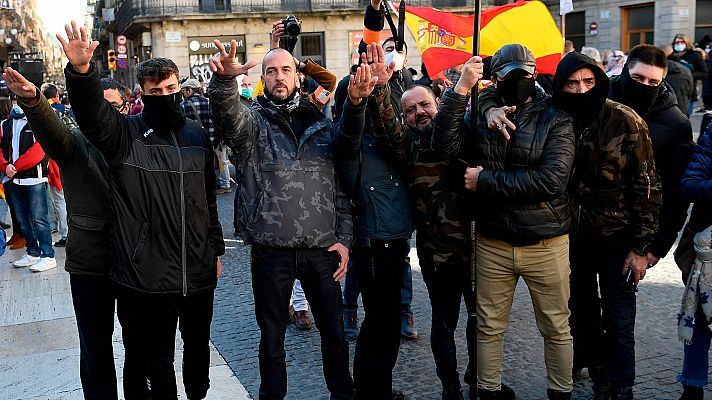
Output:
[170,131,188,297]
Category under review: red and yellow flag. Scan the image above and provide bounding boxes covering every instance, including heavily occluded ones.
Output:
[392,0,563,77]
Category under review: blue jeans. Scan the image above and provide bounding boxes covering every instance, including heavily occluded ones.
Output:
[6,182,54,258]
[678,308,712,387]
[343,259,359,311]
[402,255,413,314]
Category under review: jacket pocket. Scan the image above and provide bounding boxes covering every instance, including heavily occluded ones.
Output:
[68,214,106,231]
[363,176,411,239]
[131,222,149,265]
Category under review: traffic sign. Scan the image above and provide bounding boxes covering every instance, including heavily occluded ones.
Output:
[116,35,127,45]
[117,44,127,54]
[117,53,128,59]
[117,58,127,69]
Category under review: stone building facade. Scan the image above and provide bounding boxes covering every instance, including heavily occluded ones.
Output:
[542,0,709,53]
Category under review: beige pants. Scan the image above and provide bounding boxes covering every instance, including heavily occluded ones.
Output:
[476,233,573,392]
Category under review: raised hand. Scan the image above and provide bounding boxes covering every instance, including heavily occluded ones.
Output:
[209,39,258,79]
[454,56,484,96]
[362,43,395,86]
[271,21,284,49]
[347,63,378,104]
[3,67,36,100]
[55,20,98,74]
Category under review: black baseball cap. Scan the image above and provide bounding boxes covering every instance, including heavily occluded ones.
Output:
[490,44,536,79]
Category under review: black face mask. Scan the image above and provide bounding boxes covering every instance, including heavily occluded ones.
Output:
[141,92,186,132]
[496,76,535,106]
[620,67,660,115]
[553,89,606,129]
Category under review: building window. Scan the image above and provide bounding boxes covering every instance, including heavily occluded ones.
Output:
[696,0,712,45]
[621,3,654,52]
[292,32,326,67]
[565,11,585,52]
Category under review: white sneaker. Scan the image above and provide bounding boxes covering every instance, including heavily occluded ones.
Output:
[30,257,57,272]
[13,254,39,268]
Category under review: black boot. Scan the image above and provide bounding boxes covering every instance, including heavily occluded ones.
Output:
[589,365,610,400]
[478,384,515,400]
[443,385,464,400]
[679,385,704,400]
[547,389,572,400]
[610,386,633,400]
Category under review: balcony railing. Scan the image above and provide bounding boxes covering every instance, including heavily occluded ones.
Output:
[113,0,475,33]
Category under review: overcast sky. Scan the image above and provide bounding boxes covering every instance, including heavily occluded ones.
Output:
[36,0,89,39]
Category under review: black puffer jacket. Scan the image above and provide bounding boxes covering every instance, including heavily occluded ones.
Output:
[610,77,695,258]
[433,87,575,246]
[66,63,224,296]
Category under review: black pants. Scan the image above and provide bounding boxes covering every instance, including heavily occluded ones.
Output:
[70,274,149,400]
[569,233,637,387]
[251,245,353,400]
[127,289,215,400]
[420,257,476,390]
[352,239,409,399]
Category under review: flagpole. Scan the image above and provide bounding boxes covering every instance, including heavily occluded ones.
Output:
[468,0,482,392]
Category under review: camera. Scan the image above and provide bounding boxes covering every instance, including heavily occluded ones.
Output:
[282,15,302,37]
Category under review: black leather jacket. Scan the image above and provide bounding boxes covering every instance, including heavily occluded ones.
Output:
[433,87,575,246]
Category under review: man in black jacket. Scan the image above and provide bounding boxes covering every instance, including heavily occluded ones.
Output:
[6,69,148,400]
[335,44,413,399]
[433,44,576,400]
[58,21,224,400]
[608,44,694,274]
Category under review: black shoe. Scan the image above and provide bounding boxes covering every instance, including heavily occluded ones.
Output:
[392,389,405,400]
[679,385,704,400]
[610,386,633,400]
[54,238,66,247]
[443,386,464,400]
[590,383,611,400]
[547,389,572,400]
[0,221,10,229]
[478,384,515,400]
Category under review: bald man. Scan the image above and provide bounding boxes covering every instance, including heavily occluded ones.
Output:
[208,45,354,399]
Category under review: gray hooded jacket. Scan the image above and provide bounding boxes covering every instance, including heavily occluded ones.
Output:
[209,76,353,249]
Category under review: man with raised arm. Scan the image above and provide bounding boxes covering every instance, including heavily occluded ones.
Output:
[208,40,353,400]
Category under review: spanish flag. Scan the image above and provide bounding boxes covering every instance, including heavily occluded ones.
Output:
[393,0,563,77]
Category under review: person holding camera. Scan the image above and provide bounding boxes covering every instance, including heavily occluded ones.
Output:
[208,41,353,400]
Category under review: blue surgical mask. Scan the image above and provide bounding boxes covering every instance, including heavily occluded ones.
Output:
[9,104,24,119]
[674,44,687,53]
[241,87,254,99]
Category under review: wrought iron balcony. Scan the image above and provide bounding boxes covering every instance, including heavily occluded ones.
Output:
[113,0,475,34]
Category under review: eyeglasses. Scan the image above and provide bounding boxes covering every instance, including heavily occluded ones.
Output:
[110,100,128,111]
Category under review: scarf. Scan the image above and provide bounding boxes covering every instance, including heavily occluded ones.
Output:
[678,225,712,344]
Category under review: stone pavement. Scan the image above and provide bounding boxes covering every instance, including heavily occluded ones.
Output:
[210,190,712,400]
[0,230,249,400]
[2,179,711,399]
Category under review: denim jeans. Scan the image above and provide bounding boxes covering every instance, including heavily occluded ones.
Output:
[343,259,359,311]
[251,245,353,400]
[352,239,409,398]
[49,186,68,238]
[678,307,712,388]
[215,146,230,189]
[6,181,54,258]
[420,256,476,390]
[402,254,413,314]
[291,279,309,312]
[570,232,636,388]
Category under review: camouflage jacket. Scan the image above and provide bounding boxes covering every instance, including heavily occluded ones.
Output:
[209,76,353,249]
[569,99,662,254]
[368,84,470,265]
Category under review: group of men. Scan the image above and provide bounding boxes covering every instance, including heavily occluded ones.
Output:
[2,0,703,398]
